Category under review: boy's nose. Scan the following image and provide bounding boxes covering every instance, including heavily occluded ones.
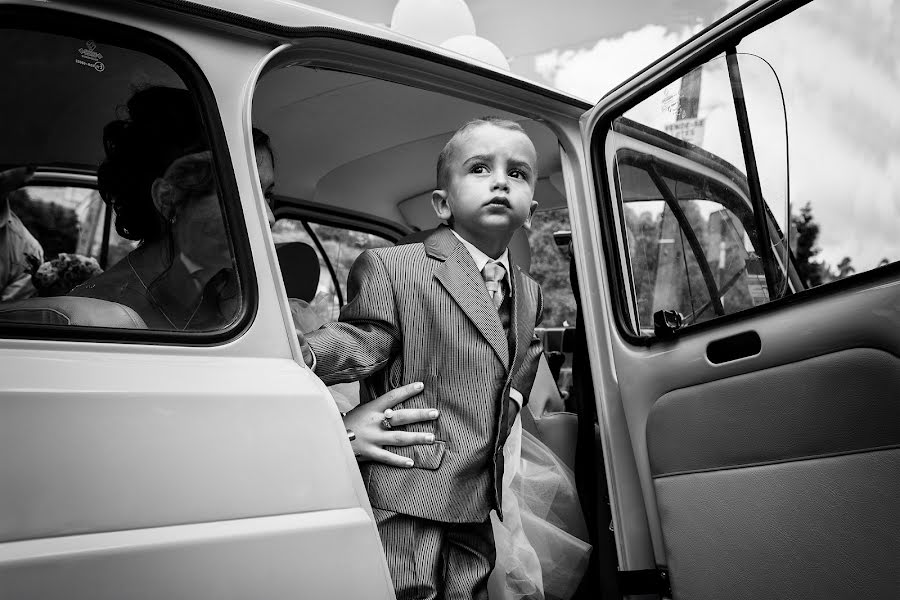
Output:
[491,172,510,191]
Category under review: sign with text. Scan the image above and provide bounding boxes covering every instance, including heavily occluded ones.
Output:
[664,117,706,146]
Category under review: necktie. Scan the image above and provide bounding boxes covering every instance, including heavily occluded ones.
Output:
[482,261,506,308]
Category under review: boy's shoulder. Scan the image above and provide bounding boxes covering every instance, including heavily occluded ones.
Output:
[365,239,428,262]
[365,227,452,263]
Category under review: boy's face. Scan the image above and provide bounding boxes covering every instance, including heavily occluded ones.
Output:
[432,124,538,242]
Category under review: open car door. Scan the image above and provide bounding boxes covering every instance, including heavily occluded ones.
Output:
[577,0,899,598]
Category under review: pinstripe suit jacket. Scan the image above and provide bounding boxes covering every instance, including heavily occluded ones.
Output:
[307,225,543,523]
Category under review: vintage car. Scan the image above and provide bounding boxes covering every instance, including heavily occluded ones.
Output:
[0,0,896,598]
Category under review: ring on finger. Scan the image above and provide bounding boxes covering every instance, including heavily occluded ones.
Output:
[380,417,393,430]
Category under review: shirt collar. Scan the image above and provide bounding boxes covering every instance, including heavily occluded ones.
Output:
[449,228,510,274]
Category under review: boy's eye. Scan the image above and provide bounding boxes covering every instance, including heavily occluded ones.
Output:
[509,169,529,181]
[470,164,488,174]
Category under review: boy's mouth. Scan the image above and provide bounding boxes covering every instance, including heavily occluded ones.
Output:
[486,196,511,208]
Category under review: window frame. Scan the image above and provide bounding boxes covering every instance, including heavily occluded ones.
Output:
[596,86,804,344]
[597,103,900,345]
[0,6,257,345]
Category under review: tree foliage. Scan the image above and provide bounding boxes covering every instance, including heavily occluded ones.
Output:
[792,202,823,287]
[526,208,576,327]
[791,202,861,287]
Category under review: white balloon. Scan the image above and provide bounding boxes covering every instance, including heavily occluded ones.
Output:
[441,34,510,70]
[390,0,476,46]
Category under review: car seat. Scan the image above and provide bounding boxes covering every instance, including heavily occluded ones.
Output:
[276,241,319,302]
[0,296,147,328]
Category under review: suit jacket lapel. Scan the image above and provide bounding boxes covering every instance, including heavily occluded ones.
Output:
[428,227,510,367]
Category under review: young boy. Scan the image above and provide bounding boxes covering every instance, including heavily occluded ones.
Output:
[299,117,544,599]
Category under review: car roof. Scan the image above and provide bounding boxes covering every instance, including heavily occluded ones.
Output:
[253,67,568,229]
[162,0,576,100]
[3,0,576,233]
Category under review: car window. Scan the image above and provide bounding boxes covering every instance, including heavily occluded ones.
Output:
[15,185,138,270]
[272,217,391,323]
[623,195,767,333]
[528,207,576,328]
[527,206,576,401]
[611,50,791,336]
[740,0,899,289]
[0,24,242,334]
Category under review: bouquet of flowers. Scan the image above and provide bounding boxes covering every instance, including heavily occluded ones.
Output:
[30,253,103,297]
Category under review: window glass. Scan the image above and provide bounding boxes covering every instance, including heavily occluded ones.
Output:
[741,0,900,288]
[17,185,138,269]
[527,206,576,402]
[528,207,576,328]
[612,51,790,335]
[271,218,391,323]
[0,26,240,333]
[624,197,766,333]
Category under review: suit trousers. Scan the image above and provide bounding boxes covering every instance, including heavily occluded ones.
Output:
[373,507,496,600]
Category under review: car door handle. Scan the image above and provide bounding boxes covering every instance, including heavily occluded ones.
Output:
[706,330,761,364]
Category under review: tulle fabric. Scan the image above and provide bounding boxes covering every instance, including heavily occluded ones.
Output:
[488,418,592,600]
[291,298,362,410]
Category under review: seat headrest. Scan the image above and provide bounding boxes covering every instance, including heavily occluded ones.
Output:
[0,296,147,328]
[397,227,532,273]
[276,242,320,302]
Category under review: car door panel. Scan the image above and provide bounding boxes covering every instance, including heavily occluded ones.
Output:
[610,274,900,598]
[0,346,396,598]
[577,1,900,597]
[0,351,359,542]
[648,347,900,598]
[1,509,391,599]
[656,451,898,599]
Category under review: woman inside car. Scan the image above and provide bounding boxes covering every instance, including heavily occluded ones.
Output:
[69,87,237,330]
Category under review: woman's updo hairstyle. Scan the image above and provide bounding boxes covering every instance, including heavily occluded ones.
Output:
[98,86,209,242]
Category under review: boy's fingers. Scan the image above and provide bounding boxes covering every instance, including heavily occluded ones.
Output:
[386,408,440,427]
[368,382,424,410]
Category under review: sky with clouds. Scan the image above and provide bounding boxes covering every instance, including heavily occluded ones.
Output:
[307,0,898,272]
[533,0,900,272]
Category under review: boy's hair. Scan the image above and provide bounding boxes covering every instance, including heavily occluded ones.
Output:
[436,117,534,190]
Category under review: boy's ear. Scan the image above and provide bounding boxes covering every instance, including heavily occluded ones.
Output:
[522,201,539,230]
[150,177,177,220]
[431,189,453,222]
